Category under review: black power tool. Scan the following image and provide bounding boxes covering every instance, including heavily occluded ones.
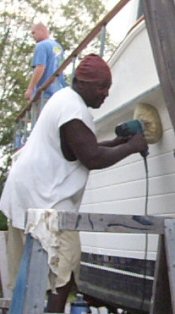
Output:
[115,119,149,157]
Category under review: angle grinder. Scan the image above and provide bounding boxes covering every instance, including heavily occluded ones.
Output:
[115,119,149,157]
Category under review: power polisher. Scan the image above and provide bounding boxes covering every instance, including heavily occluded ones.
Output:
[115,119,149,157]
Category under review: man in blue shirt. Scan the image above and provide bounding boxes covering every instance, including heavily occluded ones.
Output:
[25,22,67,107]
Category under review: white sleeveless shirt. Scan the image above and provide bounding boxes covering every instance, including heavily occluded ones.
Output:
[0,87,95,229]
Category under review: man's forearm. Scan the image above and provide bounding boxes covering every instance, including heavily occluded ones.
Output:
[99,136,128,147]
[27,65,45,90]
[25,65,45,100]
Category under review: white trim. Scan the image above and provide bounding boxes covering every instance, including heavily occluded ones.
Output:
[80,261,154,280]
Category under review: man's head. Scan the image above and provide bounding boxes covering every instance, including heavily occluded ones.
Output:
[73,54,112,108]
[31,23,49,42]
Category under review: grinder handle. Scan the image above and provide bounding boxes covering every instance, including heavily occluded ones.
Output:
[141,149,149,158]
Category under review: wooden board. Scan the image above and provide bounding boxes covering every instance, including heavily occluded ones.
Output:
[143,0,175,131]
[57,212,164,234]
[150,235,172,314]
[0,298,11,309]
[164,219,175,313]
[0,231,11,298]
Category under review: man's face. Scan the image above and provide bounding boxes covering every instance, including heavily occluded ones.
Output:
[79,79,112,108]
[31,26,43,42]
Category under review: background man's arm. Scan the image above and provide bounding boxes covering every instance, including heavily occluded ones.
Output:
[25,65,45,101]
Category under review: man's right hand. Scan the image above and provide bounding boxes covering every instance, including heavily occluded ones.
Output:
[24,88,33,101]
[127,134,148,155]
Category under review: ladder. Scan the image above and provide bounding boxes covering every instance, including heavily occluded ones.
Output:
[2,211,175,314]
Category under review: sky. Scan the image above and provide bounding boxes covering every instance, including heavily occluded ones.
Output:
[103,0,139,44]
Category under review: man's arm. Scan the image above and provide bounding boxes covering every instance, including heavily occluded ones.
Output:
[60,119,148,170]
[99,136,129,147]
[24,65,45,101]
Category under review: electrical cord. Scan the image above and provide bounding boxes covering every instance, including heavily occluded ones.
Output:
[140,155,149,311]
[143,156,149,217]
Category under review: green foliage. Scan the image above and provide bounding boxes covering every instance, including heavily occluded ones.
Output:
[0,156,11,194]
[0,212,8,231]
[0,156,11,230]
[59,0,106,51]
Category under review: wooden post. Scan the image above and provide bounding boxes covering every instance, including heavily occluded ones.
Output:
[164,219,175,313]
[150,235,172,314]
[143,0,175,131]
[0,231,11,299]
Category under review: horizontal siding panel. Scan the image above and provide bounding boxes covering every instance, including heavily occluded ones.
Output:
[80,193,175,216]
[80,233,158,259]
[83,181,147,203]
[86,151,175,191]
[83,173,175,203]
[80,233,157,251]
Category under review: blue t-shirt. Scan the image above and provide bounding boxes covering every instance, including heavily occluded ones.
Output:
[32,38,67,98]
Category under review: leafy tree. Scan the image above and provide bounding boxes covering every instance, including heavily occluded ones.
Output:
[0,0,109,150]
[0,157,11,230]
[58,0,106,51]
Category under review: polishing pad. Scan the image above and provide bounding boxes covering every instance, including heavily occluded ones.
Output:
[133,103,163,144]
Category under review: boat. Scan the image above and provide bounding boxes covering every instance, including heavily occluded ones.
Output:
[78,10,175,314]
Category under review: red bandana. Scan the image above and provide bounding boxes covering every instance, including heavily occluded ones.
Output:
[75,54,112,83]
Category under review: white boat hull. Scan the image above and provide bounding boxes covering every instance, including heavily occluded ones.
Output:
[79,19,175,312]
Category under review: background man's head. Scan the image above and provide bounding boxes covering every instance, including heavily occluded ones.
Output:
[74,54,112,108]
[31,23,49,42]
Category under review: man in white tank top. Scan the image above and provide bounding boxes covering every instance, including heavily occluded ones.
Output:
[0,54,148,312]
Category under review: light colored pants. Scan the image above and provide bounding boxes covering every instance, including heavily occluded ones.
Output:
[7,223,25,293]
[7,222,81,294]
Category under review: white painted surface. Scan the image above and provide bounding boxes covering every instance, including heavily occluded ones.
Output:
[91,21,160,122]
[80,19,175,261]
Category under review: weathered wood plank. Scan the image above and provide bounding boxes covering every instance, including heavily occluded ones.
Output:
[9,234,48,314]
[164,219,175,314]
[57,212,165,234]
[143,0,175,131]
[0,231,11,298]
[0,298,11,309]
[150,235,172,314]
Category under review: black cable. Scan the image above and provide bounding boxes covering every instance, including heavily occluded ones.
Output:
[143,156,149,216]
[140,156,149,311]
